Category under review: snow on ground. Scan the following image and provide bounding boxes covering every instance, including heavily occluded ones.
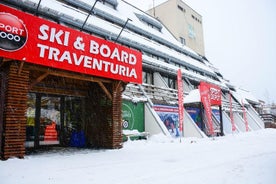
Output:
[1,129,276,184]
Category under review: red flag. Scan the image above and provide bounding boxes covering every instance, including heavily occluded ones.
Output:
[241,100,249,132]
[199,82,214,135]
[229,92,236,132]
[177,69,184,135]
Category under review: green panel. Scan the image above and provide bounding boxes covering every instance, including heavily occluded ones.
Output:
[122,100,144,132]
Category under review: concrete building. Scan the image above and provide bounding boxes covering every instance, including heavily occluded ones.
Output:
[147,0,205,56]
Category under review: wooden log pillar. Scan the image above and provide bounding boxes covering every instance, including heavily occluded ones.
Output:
[110,81,124,149]
[85,81,124,149]
[1,61,29,159]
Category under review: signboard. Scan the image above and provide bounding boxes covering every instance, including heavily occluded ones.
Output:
[153,105,180,137]
[199,82,221,135]
[0,4,142,84]
[122,100,144,132]
[177,69,184,134]
[212,109,220,122]
[186,107,203,130]
[199,82,222,106]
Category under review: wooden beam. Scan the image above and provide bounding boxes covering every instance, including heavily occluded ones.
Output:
[30,71,50,89]
[0,58,12,67]
[18,62,24,75]
[97,81,112,101]
[26,65,112,83]
[3,58,12,62]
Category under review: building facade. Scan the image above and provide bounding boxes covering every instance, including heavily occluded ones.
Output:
[0,0,265,160]
[147,0,205,56]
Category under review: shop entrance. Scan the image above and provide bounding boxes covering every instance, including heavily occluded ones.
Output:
[1,61,125,159]
[26,93,85,149]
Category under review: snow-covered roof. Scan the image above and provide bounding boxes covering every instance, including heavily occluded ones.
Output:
[184,89,201,104]
[143,55,228,89]
[6,0,213,74]
[233,88,260,105]
[3,0,258,100]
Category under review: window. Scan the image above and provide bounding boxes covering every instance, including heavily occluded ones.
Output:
[188,24,196,39]
[177,5,185,12]
[26,94,63,147]
[191,14,202,24]
[25,93,84,148]
[168,78,177,89]
[162,75,177,89]
[143,71,154,85]
[180,37,186,45]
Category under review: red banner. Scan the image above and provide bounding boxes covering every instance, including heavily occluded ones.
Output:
[177,69,184,134]
[229,92,236,132]
[199,82,221,135]
[0,4,142,83]
[199,82,221,105]
[199,82,214,135]
[241,100,249,132]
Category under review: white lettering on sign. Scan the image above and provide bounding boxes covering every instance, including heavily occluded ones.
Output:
[37,43,137,79]
[38,24,70,46]
[73,37,85,51]
[0,23,25,35]
[210,87,220,101]
[90,40,137,65]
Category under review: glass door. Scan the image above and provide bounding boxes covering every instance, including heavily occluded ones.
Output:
[39,96,61,146]
[26,93,84,148]
[26,93,61,147]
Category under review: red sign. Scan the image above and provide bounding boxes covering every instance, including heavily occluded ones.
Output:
[177,69,184,134]
[199,82,214,135]
[199,82,221,135]
[0,4,142,84]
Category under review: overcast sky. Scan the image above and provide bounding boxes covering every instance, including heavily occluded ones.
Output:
[125,0,276,104]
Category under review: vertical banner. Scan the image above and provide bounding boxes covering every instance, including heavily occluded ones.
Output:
[229,92,236,132]
[241,100,249,132]
[177,69,184,135]
[199,82,221,136]
[199,82,214,135]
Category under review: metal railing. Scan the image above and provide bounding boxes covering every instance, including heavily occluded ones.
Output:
[260,113,276,128]
[124,83,179,104]
[261,114,276,123]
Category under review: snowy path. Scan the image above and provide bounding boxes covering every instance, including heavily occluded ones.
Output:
[1,129,276,184]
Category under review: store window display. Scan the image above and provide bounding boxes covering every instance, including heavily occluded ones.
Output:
[25,93,84,148]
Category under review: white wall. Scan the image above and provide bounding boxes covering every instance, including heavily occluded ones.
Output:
[222,111,240,134]
[248,106,265,128]
[246,110,263,130]
[233,112,252,132]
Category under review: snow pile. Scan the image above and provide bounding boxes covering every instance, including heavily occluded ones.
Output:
[1,129,276,184]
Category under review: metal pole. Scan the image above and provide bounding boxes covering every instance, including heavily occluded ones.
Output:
[81,0,99,31]
[35,0,42,15]
[219,105,224,136]
[115,18,132,42]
